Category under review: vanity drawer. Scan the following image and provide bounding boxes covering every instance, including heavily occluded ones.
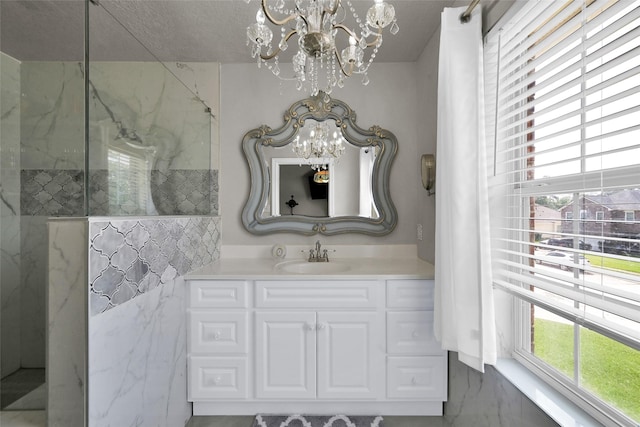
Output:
[189,280,248,308]
[387,311,441,355]
[386,356,446,399]
[255,280,379,308]
[386,280,434,309]
[188,356,248,400]
[189,311,248,354]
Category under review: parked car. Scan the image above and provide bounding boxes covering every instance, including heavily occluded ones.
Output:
[535,251,591,272]
[547,238,592,250]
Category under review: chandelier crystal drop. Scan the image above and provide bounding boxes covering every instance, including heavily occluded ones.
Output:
[292,121,346,168]
[245,0,398,95]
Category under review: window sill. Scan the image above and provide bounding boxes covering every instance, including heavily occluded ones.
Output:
[495,358,603,427]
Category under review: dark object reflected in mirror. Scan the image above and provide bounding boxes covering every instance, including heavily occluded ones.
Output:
[285,194,299,215]
[242,91,397,235]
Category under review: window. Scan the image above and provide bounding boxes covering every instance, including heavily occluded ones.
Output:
[108,146,151,215]
[625,211,635,222]
[485,1,640,425]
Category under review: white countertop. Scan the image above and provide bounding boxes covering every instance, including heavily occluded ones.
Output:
[186,257,435,280]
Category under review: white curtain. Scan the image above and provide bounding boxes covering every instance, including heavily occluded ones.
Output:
[433,6,496,373]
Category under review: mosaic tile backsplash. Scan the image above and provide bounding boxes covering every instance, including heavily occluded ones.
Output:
[89,216,220,316]
[21,169,84,216]
[21,169,218,216]
[151,169,219,216]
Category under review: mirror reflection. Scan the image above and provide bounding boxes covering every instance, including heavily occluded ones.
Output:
[242,92,397,236]
[261,119,379,219]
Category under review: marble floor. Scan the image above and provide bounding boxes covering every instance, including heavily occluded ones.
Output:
[0,413,443,427]
[0,369,47,427]
[1,369,45,409]
[0,410,46,427]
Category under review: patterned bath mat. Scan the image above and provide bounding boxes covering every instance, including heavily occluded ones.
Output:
[253,415,384,427]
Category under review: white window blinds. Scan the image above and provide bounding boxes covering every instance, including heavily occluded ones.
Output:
[486,0,640,350]
[108,146,151,215]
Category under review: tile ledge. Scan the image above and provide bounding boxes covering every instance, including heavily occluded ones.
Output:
[495,358,604,427]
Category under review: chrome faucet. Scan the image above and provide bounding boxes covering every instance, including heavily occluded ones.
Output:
[308,240,329,262]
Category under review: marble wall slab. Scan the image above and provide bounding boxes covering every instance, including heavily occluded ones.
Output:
[20,62,85,171]
[88,62,217,172]
[88,216,220,316]
[20,216,48,368]
[47,219,87,427]
[88,275,191,427]
[1,52,22,377]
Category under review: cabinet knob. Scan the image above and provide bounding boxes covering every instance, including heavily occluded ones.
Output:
[209,331,221,340]
[411,377,419,385]
[306,323,315,331]
[317,323,326,330]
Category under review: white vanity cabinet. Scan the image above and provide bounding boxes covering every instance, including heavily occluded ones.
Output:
[253,279,384,400]
[255,311,382,400]
[187,277,446,416]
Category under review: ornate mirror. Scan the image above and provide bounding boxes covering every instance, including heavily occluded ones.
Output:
[242,92,397,235]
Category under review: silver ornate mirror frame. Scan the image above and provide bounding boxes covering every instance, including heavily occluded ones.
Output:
[241,92,398,235]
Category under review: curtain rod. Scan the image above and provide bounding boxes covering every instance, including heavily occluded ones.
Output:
[460,0,481,23]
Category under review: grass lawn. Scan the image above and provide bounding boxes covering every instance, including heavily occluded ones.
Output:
[584,254,640,274]
[534,318,640,422]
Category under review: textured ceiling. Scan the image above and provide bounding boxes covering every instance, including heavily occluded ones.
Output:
[1,0,463,62]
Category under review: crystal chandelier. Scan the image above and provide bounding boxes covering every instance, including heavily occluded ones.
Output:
[245,0,398,96]
[292,121,346,168]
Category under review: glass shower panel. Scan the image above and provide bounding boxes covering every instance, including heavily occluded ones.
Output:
[1,0,85,410]
[87,0,214,216]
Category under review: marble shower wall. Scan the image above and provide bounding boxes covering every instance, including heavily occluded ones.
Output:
[19,60,220,218]
[16,61,85,369]
[87,216,220,427]
[88,61,219,216]
[47,219,87,427]
[1,52,22,377]
[48,216,220,427]
[14,60,219,370]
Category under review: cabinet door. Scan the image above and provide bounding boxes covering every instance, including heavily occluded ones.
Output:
[316,312,383,399]
[255,311,316,399]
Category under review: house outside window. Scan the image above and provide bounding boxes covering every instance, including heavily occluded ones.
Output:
[485,0,640,425]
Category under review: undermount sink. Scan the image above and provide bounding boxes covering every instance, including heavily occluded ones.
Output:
[275,260,351,274]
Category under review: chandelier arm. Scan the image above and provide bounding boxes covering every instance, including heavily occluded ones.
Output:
[259,30,298,60]
[333,23,358,40]
[260,0,298,26]
[365,27,384,48]
[333,49,355,78]
[323,0,341,17]
[333,24,383,49]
